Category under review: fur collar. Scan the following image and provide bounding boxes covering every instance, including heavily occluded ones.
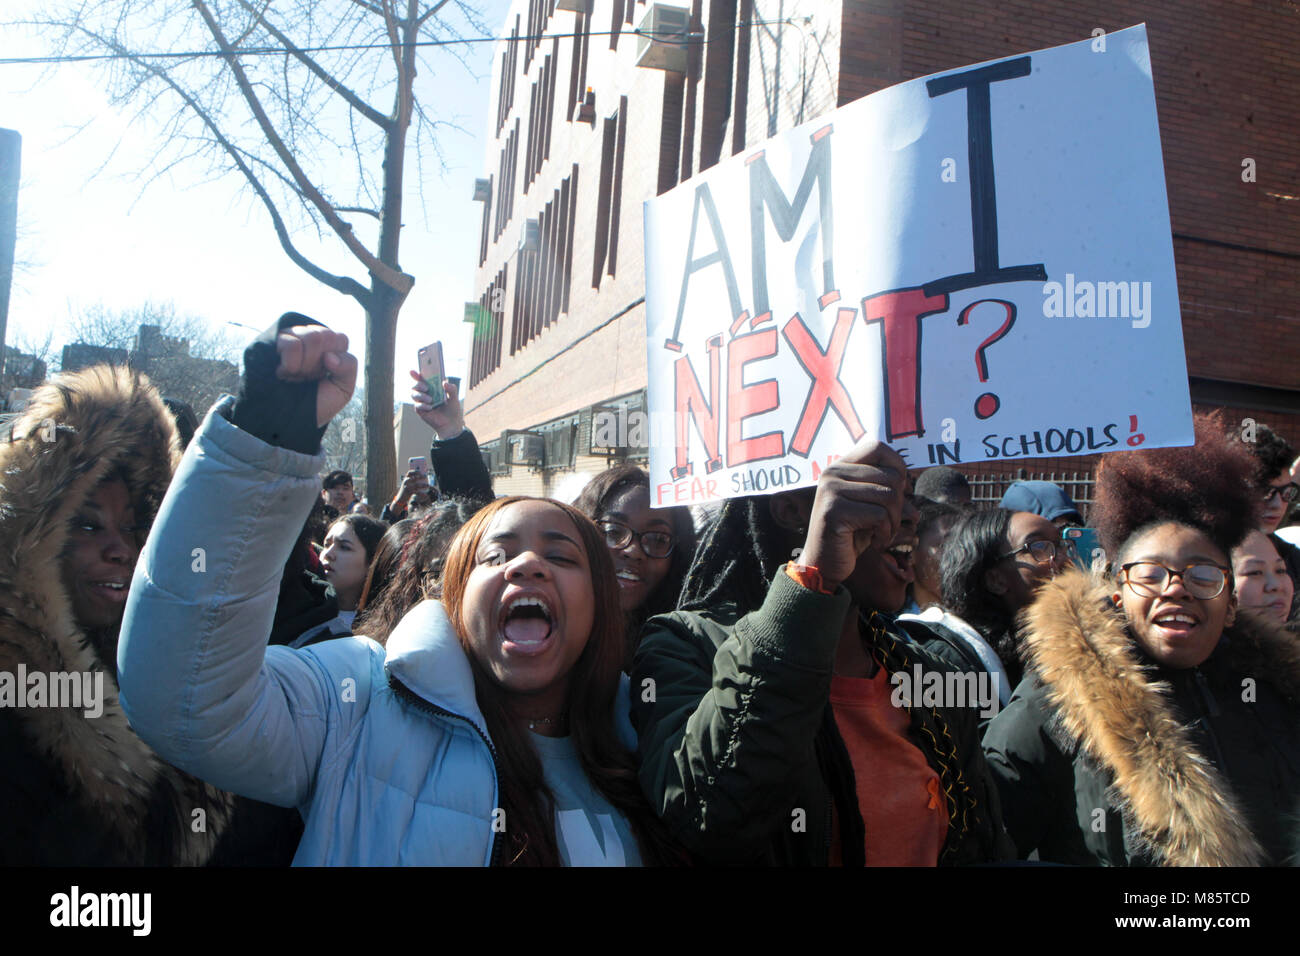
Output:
[1022,570,1300,867]
[0,366,232,864]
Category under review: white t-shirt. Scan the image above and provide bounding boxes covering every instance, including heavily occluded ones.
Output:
[529,732,643,867]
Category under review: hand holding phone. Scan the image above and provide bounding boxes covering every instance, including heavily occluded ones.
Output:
[410,368,465,441]
[418,342,447,408]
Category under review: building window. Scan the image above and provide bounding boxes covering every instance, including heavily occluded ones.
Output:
[593,96,628,287]
[471,264,508,388]
[525,40,559,192]
[525,0,554,69]
[699,0,738,172]
[609,0,624,49]
[494,119,520,239]
[567,11,590,121]
[658,74,684,194]
[495,16,521,135]
[732,0,751,156]
[512,165,578,354]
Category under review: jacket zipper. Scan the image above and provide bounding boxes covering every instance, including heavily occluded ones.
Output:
[388,676,504,867]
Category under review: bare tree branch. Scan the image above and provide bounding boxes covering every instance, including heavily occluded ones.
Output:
[191,0,413,295]
[334,206,381,219]
[416,0,456,29]
[381,0,405,79]
[232,0,391,130]
[68,23,370,300]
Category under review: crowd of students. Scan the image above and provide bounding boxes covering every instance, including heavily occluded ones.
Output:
[1,312,1297,867]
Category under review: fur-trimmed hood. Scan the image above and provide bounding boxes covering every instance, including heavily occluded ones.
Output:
[1021,569,1300,867]
[0,365,233,865]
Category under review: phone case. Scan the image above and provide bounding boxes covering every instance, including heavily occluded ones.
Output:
[418,343,447,407]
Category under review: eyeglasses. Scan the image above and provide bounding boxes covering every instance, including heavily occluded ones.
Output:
[1262,482,1300,504]
[1119,561,1231,600]
[599,520,676,559]
[1000,539,1071,565]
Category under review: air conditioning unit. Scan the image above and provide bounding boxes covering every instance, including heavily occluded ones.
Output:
[506,430,545,467]
[636,3,692,73]
[472,178,491,202]
[543,421,578,471]
[482,439,511,477]
[556,0,588,12]
[521,218,540,252]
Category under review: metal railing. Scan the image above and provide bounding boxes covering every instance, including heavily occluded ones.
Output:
[967,470,1095,521]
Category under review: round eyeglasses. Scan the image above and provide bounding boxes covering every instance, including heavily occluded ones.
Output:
[599,520,676,559]
[1000,539,1072,566]
[1119,561,1231,600]
[1262,482,1300,504]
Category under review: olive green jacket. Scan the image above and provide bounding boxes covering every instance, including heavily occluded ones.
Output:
[630,568,1015,865]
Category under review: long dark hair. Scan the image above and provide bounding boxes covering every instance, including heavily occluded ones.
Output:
[572,465,696,623]
[354,499,479,644]
[355,518,417,615]
[438,496,679,866]
[939,508,1015,638]
[329,513,388,566]
[679,494,792,613]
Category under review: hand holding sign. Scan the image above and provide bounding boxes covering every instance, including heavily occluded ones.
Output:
[798,438,908,591]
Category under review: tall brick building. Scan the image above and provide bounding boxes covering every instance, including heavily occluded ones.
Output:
[464,0,1299,506]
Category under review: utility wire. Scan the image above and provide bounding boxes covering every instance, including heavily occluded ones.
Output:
[0,19,808,66]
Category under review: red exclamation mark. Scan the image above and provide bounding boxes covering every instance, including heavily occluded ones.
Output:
[1127,415,1146,447]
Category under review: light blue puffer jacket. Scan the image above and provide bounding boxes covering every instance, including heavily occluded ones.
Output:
[119,398,629,865]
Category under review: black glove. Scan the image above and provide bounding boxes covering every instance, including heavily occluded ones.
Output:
[227,312,330,455]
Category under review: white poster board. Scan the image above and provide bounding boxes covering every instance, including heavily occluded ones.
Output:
[644,24,1191,507]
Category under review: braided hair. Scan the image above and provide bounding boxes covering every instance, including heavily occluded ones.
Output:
[678,495,792,613]
[677,491,985,861]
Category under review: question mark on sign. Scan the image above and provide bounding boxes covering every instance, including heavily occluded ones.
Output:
[957,299,1017,419]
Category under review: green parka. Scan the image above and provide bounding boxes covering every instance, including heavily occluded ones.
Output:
[630,568,1015,865]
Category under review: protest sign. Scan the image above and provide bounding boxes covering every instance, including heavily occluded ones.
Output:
[643,24,1192,507]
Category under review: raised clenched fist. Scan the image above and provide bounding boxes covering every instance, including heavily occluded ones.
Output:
[797,437,908,591]
[275,325,357,427]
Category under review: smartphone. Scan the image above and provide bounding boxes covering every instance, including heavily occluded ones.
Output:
[1062,526,1104,571]
[418,342,447,407]
[408,456,428,476]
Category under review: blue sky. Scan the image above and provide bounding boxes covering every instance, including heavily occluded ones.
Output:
[2,0,514,402]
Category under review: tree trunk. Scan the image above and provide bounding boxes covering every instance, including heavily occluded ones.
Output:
[364,280,400,504]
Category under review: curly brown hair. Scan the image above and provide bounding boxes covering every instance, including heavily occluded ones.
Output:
[1092,411,1259,561]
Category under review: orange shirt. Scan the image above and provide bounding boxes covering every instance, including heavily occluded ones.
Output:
[828,671,948,866]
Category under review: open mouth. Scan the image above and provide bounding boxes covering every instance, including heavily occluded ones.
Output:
[882,542,915,583]
[499,592,556,653]
[614,569,643,588]
[1151,610,1199,634]
[90,580,130,603]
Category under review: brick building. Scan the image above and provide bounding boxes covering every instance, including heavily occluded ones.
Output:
[464,0,1300,508]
